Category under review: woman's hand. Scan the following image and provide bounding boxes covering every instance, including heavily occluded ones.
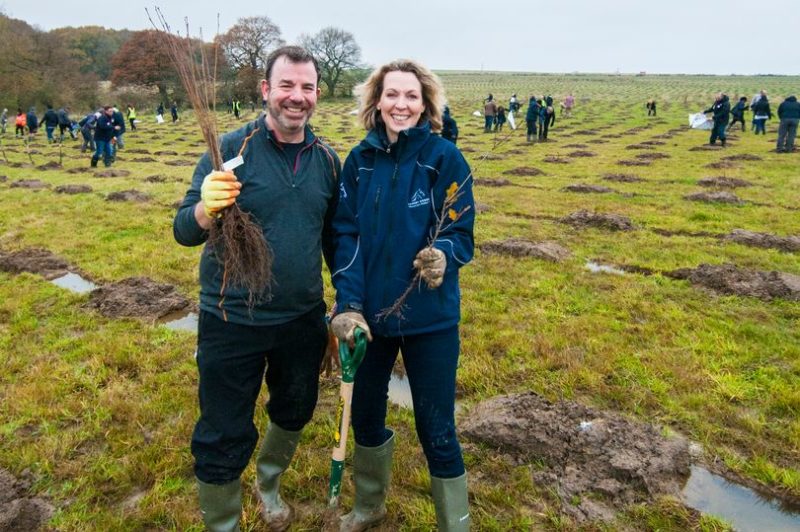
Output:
[414,247,446,288]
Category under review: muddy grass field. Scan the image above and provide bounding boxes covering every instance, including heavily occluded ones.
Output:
[1,73,799,531]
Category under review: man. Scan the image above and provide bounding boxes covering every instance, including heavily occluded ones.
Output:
[728,97,748,132]
[483,94,497,132]
[91,106,121,167]
[78,110,98,153]
[112,106,126,151]
[170,101,179,123]
[57,107,75,141]
[441,105,458,144]
[25,107,38,137]
[173,45,339,532]
[525,96,539,142]
[704,92,730,146]
[126,105,137,130]
[776,95,800,153]
[42,105,59,143]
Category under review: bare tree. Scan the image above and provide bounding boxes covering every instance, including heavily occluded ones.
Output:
[299,27,362,97]
[218,16,284,71]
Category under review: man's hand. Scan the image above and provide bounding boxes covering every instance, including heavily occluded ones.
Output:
[413,247,446,288]
[330,311,372,348]
[200,170,241,219]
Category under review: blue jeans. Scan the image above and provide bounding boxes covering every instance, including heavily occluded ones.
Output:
[191,304,327,483]
[709,121,727,144]
[484,115,494,132]
[754,118,767,134]
[93,140,114,166]
[45,126,55,142]
[351,326,464,479]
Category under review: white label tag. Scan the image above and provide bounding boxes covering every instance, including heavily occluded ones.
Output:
[222,156,244,172]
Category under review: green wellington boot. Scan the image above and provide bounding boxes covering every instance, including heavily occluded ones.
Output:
[197,478,242,532]
[340,431,395,532]
[255,422,301,531]
[431,473,470,531]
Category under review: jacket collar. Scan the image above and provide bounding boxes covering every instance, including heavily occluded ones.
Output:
[258,113,317,147]
[362,119,431,161]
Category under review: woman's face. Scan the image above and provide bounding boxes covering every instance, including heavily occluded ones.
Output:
[378,71,425,143]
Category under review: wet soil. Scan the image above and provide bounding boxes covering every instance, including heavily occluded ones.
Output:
[697,176,753,188]
[0,468,55,532]
[480,239,571,262]
[10,179,49,189]
[0,247,71,279]
[563,183,614,194]
[54,184,93,194]
[724,229,800,252]
[504,166,544,176]
[560,210,636,231]
[666,264,800,301]
[85,276,191,319]
[461,392,690,523]
[602,173,644,183]
[94,169,131,178]
[684,191,743,204]
[106,190,151,202]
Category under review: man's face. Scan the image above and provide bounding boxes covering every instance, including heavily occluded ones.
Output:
[104,108,114,117]
[261,57,320,142]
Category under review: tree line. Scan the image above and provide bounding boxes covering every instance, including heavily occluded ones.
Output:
[0,13,364,112]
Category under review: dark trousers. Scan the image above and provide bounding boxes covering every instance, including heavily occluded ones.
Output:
[351,326,464,479]
[484,115,494,132]
[59,124,75,140]
[777,118,798,151]
[754,118,767,134]
[192,304,327,484]
[709,121,727,144]
[129,118,136,130]
[526,120,537,138]
[539,118,550,140]
[648,108,656,116]
[728,116,745,131]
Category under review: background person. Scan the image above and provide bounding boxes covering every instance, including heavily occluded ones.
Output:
[483,94,497,132]
[704,92,730,146]
[42,105,59,143]
[58,106,75,141]
[752,93,772,135]
[728,97,747,132]
[776,95,799,153]
[14,109,26,137]
[331,58,474,532]
[1,108,7,135]
[172,45,340,532]
[91,106,121,167]
[525,96,539,142]
[441,105,458,144]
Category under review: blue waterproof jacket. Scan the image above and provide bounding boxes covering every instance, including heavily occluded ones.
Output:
[332,121,475,337]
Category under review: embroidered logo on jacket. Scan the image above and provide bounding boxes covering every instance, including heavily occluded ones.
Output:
[408,188,430,208]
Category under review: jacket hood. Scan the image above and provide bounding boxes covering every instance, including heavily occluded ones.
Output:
[787,96,797,102]
[362,120,432,161]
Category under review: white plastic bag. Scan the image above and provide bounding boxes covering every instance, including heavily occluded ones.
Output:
[156,114,165,124]
[472,110,482,117]
[689,112,713,130]
[507,110,517,130]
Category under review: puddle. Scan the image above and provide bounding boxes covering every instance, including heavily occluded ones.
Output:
[388,370,413,409]
[585,261,626,275]
[50,272,98,294]
[159,311,199,333]
[682,466,800,532]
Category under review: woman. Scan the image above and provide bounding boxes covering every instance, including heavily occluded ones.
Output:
[330,59,474,531]
[752,94,772,135]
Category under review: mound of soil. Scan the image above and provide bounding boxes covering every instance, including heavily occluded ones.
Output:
[563,183,614,194]
[689,145,723,152]
[543,156,570,164]
[94,169,131,178]
[667,264,800,300]
[6,162,33,169]
[617,160,651,167]
[153,150,178,156]
[132,157,157,163]
[461,392,690,522]
[66,168,90,174]
[164,160,195,167]
[106,190,151,202]
[54,184,93,194]
[560,210,635,231]
[480,239,571,262]
[473,178,512,187]
[697,176,753,188]
[0,248,70,279]
[639,140,666,146]
[85,277,191,319]
[724,229,800,252]
[126,148,151,154]
[10,179,49,189]
[625,144,654,150]
[705,160,739,169]
[504,166,544,176]
[567,150,597,158]
[635,152,670,160]
[723,153,762,162]
[684,191,743,204]
[0,468,55,532]
[602,173,644,183]
[36,161,62,170]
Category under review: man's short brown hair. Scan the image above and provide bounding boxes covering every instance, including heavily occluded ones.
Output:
[264,46,320,84]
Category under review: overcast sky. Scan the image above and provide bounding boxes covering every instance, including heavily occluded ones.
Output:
[2,0,798,75]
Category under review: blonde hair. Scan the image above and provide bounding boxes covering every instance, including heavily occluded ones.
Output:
[356,59,445,133]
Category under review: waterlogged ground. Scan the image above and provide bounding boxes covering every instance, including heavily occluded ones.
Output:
[0,73,799,530]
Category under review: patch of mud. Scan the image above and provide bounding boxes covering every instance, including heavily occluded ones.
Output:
[639,140,666,146]
[625,144,655,150]
[480,239,571,262]
[697,176,753,188]
[666,264,800,300]
[563,183,614,194]
[66,167,90,174]
[106,190,151,202]
[0,468,55,531]
[684,191,743,204]
[543,156,570,164]
[36,161,62,170]
[504,166,544,176]
[164,160,195,167]
[85,276,191,319]
[567,150,597,158]
[635,152,670,160]
[153,150,178,156]
[0,248,70,279]
[474,178,512,187]
[704,160,738,169]
[94,169,131,178]
[54,184,93,194]
[132,157,157,163]
[723,154,762,162]
[617,160,651,167]
[602,173,644,183]
[10,179,50,189]
[461,392,690,523]
[560,210,635,231]
[724,229,800,252]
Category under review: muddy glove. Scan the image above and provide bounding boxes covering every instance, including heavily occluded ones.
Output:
[413,247,446,289]
[320,318,342,377]
[330,311,372,348]
[200,170,241,218]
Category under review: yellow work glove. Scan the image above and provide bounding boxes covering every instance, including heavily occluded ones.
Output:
[330,311,373,348]
[413,247,446,289]
[200,170,240,218]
